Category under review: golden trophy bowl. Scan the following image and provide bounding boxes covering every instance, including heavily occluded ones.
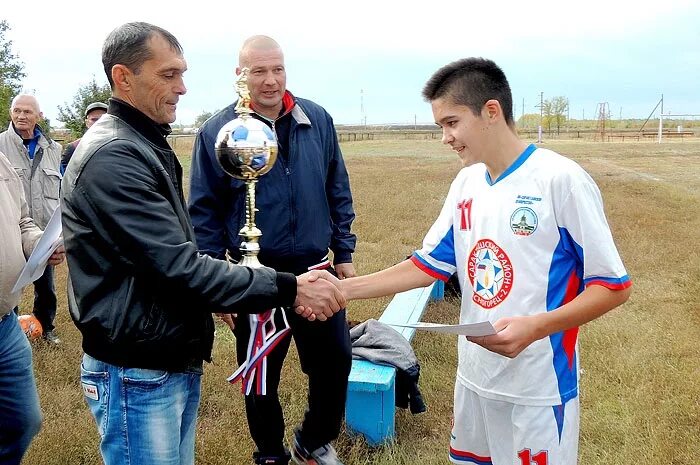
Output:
[215,68,278,268]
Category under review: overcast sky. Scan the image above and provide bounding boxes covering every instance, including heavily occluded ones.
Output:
[3,0,699,126]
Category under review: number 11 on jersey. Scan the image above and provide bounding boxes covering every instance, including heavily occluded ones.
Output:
[518,448,548,465]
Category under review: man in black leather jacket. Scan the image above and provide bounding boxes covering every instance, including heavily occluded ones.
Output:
[60,22,344,465]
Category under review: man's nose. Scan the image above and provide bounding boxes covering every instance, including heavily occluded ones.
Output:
[263,72,276,85]
[176,76,187,95]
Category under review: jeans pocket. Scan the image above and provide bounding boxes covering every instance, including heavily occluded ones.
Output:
[80,355,109,438]
[123,367,170,389]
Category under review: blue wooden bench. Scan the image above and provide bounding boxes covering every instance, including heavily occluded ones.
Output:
[345,280,444,445]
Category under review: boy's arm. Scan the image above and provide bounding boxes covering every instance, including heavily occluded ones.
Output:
[470,284,631,358]
[340,259,436,300]
[295,259,435,319]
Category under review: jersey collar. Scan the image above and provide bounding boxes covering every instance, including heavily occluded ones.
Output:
[485,143,537,186]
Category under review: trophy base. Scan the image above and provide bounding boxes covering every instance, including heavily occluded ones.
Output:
[238,254,263,269]
[238,241,263,268]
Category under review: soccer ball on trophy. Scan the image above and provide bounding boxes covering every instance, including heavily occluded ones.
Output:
[215,117,277,180]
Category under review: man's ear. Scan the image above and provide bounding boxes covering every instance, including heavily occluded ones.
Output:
[112,64,132,92]
[235,66,242,76]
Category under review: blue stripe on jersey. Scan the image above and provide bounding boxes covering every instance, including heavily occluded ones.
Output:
[546,227,584,404]
[584,274,632,289]
[414,226,457,281]
[485,143,537,185]
[553,403,566,442]
[430,226,457,266]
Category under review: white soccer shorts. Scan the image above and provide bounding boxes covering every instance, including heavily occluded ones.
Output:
[449,381,580,465]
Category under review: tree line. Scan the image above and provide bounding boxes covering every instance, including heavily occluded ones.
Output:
[1,21,110,139]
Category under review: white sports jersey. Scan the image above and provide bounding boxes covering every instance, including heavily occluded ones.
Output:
[413,144,631,406]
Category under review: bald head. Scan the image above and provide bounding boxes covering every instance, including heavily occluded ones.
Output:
[239,35,283,68]
[11,94,40,113]
[235,35,287,120]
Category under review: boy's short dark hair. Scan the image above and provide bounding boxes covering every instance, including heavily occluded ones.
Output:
[422,58,514,125]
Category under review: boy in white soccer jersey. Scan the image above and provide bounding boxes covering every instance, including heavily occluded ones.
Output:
[331,58,632,465]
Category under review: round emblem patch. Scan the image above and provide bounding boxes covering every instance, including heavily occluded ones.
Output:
[467,239,513,309]
[510,207,538,236]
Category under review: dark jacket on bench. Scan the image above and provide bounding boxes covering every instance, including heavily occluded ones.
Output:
[350,319,427,414]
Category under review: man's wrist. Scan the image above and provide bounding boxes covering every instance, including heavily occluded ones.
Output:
[275,272,297,306]
[332,253,352,265]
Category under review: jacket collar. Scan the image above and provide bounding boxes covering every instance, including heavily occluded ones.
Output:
[6,122,49,148]
[108,98,172,151]
[248,91,311,126]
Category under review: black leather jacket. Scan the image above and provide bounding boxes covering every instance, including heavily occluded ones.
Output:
[61,99,297,371]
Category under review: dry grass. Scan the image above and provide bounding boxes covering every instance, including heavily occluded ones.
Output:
[20,138,699,464]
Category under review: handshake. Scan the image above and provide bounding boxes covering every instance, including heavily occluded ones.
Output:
[294,269,349,322]
[218,268,354,331]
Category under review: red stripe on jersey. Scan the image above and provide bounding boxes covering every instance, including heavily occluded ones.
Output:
[562,271,581,369]
[586,279,632,290]
[410,255,450,282]
[449,447,492,464]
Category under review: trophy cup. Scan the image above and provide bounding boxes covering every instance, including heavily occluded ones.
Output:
[217,70,288,394]
[215,68,278,268]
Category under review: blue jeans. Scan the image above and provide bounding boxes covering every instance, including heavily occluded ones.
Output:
[80,354,202,465]
[0,312,43,464]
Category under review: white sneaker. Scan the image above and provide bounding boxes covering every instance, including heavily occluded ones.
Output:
[290,437,343,465]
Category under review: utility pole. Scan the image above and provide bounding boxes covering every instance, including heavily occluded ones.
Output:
[658,93,664,144]
[360,89,366,128]
[537,91,544,143]
[522,97,525,123]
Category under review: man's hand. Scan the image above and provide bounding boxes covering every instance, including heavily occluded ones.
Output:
[466,315,543,358]
[294,270,346,322]
[334,262,356,279]
[48,244,65,266]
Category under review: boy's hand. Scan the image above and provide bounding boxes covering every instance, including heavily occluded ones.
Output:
[467,315,542,358]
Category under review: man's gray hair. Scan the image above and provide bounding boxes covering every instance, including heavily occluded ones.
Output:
[10,94,40,112]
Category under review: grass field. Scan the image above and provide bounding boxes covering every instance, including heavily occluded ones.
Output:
[20,138,700,464]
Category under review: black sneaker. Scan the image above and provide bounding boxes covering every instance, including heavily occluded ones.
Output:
[42,330,61,345]
[253,450,290,465]
[290,437,343,465]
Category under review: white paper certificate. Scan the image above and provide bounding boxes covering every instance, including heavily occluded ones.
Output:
[11,206,63,294]
[385,321,497,337]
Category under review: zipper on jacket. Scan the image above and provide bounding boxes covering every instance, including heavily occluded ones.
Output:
[263,113,295,255]
[288,130,296,254]
[270,119,290,176]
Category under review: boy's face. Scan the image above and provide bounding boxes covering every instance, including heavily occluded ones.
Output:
[432,97,489,167]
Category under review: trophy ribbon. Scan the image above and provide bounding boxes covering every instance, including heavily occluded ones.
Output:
[227,310,291,395]
[228,255,331,394]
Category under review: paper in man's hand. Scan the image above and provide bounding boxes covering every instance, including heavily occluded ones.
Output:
[11,206,63,294]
